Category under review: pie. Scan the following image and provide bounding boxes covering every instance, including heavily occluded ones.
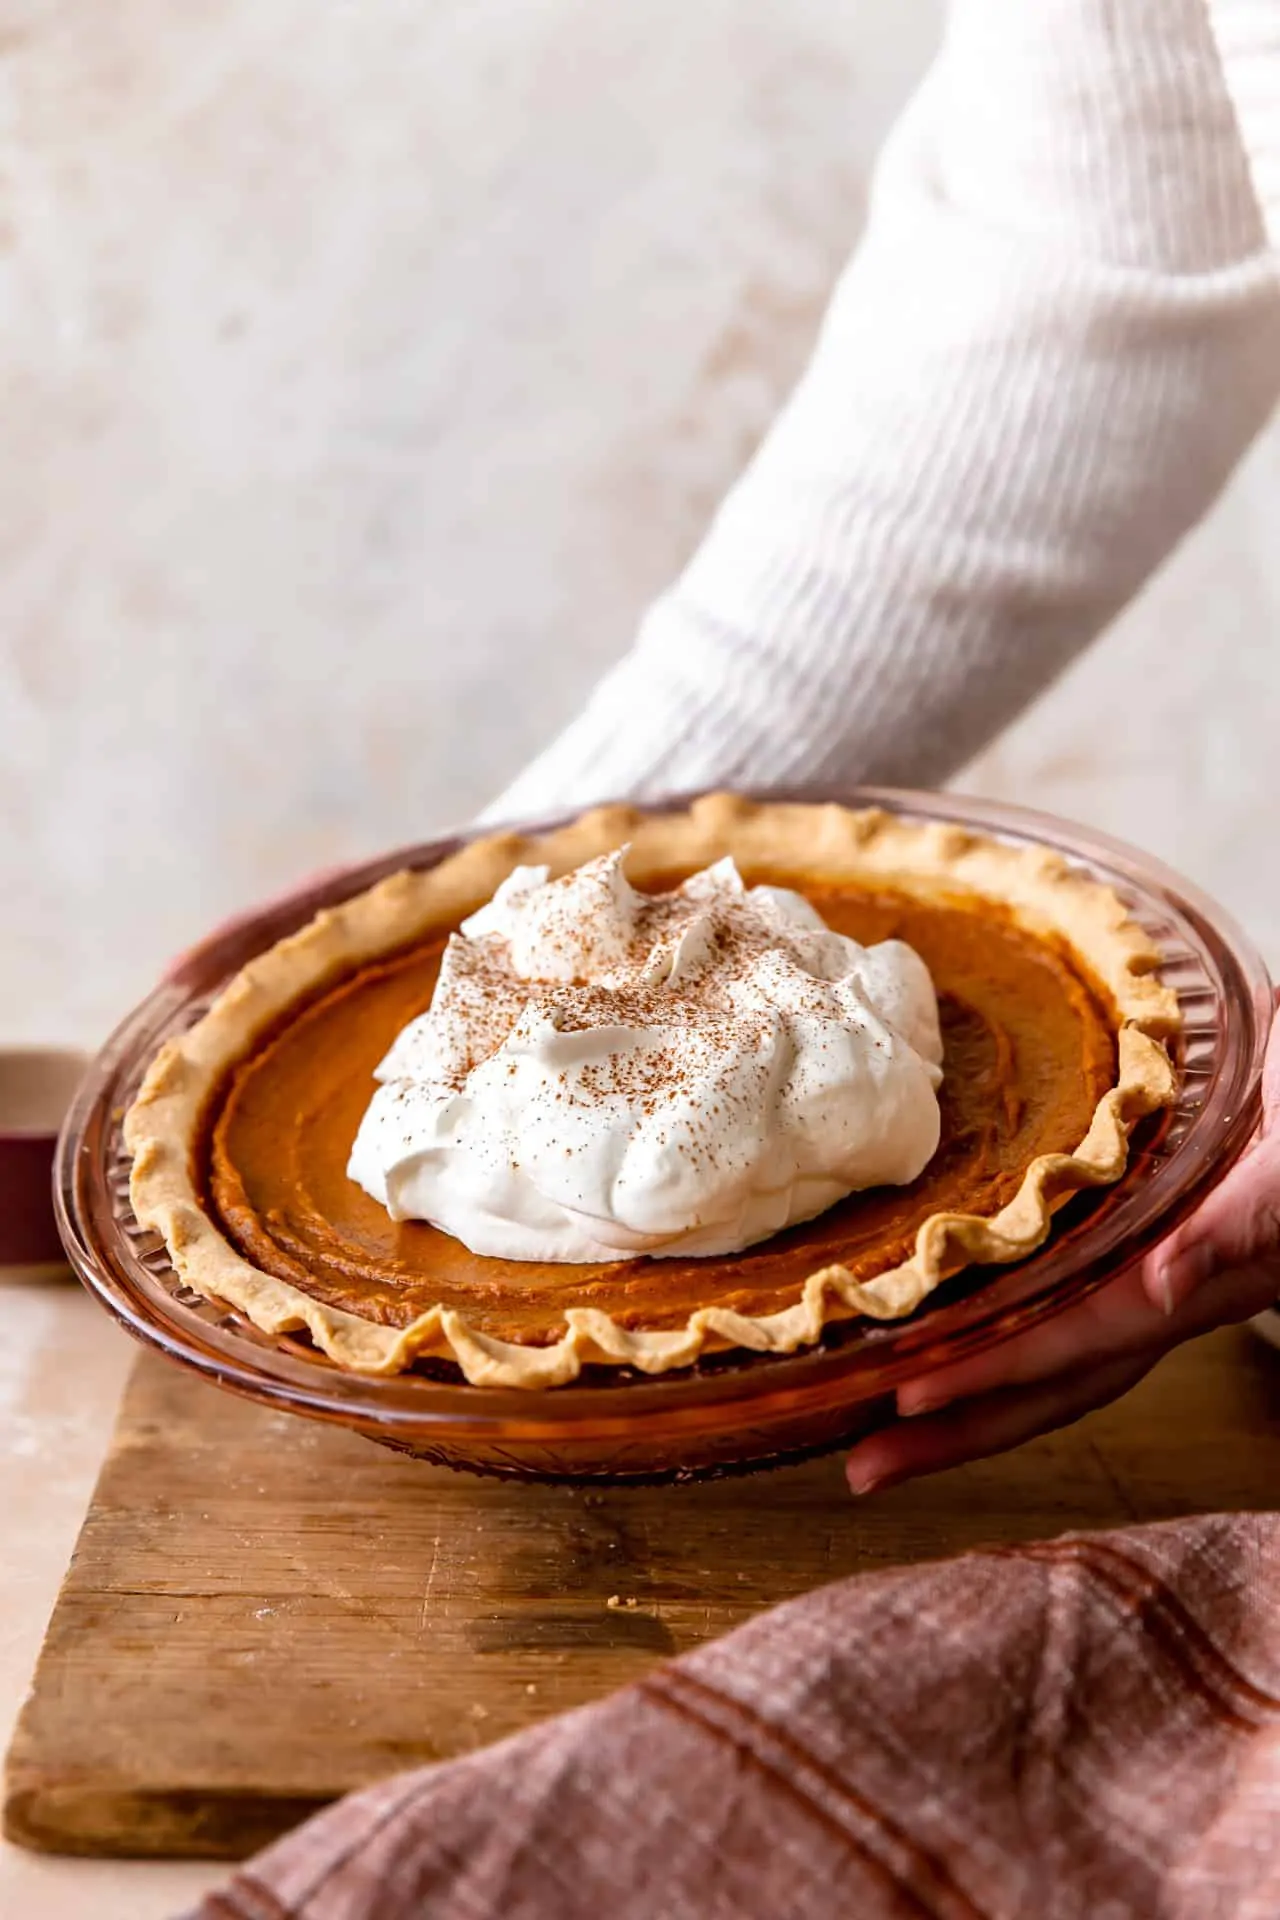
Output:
[125,795,1180,1387]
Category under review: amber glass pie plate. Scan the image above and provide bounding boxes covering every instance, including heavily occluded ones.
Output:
[58,788,1272,1481]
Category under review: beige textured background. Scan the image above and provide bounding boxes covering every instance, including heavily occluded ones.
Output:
[4,0,1276,1056]
[1,7,1277,1914]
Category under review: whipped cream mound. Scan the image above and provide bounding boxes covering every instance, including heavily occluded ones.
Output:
[347,851,944,1263]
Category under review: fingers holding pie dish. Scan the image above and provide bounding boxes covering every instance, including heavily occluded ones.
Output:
[847,1347,1161,1497]
[849,1003,1280,1496]
[849,1254,1277,1497]
[1144,997,1280,1316]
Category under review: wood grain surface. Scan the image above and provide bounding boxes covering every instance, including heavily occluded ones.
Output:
[7,1328,1280,1860]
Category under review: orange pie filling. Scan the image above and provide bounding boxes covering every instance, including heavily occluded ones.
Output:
[203,876,1119,1351]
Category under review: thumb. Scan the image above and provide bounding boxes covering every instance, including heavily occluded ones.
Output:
[1266,995,1280,1121]
[1146,1128,1280,1314]
[1144,995,1280,1315]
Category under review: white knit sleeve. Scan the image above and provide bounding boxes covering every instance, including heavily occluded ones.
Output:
[484,0,1280,822]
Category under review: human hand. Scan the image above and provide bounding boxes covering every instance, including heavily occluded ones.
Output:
[845,997,1280,1497]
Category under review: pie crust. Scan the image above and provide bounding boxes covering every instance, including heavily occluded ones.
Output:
[125,795,1179,1388]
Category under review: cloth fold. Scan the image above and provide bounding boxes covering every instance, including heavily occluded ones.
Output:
[192,1512,1280,1920]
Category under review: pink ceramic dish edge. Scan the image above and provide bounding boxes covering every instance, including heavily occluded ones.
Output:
[54,787,1273,1479]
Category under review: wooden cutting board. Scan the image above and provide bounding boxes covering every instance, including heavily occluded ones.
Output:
[7,1329,1280,1861]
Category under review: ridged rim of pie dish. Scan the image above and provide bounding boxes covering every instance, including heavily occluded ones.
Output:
[124,794,1180,1389]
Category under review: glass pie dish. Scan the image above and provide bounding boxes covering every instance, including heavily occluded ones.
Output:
[57,787,1273,1481]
